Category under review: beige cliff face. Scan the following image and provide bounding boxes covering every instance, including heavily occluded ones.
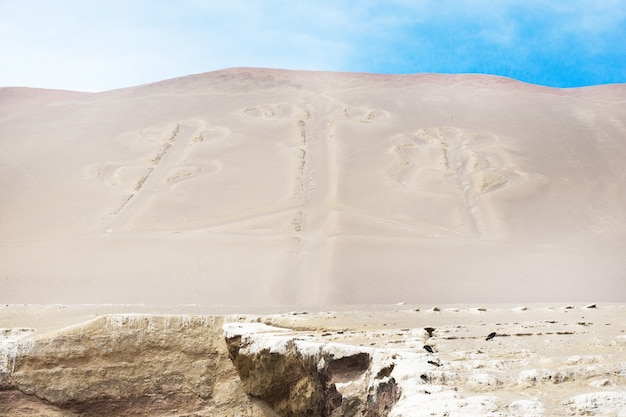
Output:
[1,313,278,416]
[1,68,626,304]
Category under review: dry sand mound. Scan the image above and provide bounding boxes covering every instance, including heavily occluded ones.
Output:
[1,68,625,304]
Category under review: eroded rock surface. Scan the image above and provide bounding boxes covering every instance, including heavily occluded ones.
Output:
[1,314,399,417]
[224,322,399,417]
[0,315,274,416]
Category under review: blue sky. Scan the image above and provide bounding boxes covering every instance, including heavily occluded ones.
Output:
[1,0,625,91]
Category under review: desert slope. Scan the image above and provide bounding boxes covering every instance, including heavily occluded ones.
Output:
[1,68,625,303]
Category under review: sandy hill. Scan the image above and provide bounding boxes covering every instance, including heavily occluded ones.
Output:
[1,68,625,304]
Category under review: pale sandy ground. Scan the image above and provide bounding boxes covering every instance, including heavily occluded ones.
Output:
[1,68,626,304]
[2,303,626,416]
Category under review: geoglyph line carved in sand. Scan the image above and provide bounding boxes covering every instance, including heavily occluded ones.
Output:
[91,102,548,240]
[99,120,225,230]
[387,127,546,238]
[243,102,311,121]
[243,102,313,235]
[98,103,315,234]
[298,101,390,302]
[340,105,390,123]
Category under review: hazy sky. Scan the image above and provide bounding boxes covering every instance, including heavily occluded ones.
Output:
[1,0,625,91]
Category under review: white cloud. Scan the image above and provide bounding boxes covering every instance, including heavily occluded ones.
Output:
[0,0,623,90]
[0,0,361,90]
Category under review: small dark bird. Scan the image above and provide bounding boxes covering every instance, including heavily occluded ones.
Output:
[423,344,434,353]
[424,327,436,338]
[486,332,496,341]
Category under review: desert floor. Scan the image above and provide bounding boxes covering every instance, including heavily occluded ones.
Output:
[2,303,626,416]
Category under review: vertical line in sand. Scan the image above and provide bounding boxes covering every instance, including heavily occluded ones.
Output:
[292,97,339,304]
[321,112,340,304]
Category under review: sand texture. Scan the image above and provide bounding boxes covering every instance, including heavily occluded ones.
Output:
[1,68,626,304]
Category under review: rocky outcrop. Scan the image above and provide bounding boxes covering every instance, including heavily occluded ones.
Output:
[1,315,399,417]
[224,323,400,417]
[226,335,329,416]
[0,315,275,416]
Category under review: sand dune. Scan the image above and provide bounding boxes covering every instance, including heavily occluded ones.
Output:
[1,68,625,304]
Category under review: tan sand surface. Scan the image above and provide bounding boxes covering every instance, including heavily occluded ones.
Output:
[1,68,625,304]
